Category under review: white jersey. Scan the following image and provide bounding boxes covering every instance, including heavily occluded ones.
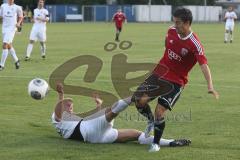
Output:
[33,8,49,30]
[225,11,237,24]
[51,113,79,139]
[0,3,23,32]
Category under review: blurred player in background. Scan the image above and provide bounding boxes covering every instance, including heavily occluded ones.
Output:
[0,0,23,71]
[112,8,127,42]
[25,0,49,61]
[224,6,237,43]
[52,83,191,147]
[131,7,219,152]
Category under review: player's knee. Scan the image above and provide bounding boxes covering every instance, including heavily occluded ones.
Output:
[132,95,144,109]
[135,99,148,109]
[106,107,118,122]
[133,94,149,108]
[2,43,8,49]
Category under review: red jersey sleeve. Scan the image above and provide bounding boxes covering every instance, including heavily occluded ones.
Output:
[191,34,208,65]
[195,53,208,65]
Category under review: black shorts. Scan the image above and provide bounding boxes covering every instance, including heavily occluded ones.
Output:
[132,74,183,110]
[69,120,84,141]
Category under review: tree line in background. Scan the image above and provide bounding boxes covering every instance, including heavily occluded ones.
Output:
[15,0,216,7]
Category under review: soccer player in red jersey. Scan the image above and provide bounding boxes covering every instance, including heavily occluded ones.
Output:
[131,7,219,152]
[112,9,127,42]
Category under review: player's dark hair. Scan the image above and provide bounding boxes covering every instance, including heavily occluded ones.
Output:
[173,7,193,25]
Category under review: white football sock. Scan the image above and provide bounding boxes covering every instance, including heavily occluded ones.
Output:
[9,47,18,62]
[138,132,174,146]
[0,49,9,67]
[26,43,33,57]
[230,33,233,41]
[40,43,46,56]
[159,138,174,146]
[138,132,153,145]
[111,97,131,114]
[224,33,228,41]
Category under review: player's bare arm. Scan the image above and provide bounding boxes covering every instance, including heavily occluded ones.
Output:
[200,64,219,99]
[16,7,23,28]
[54,83,65,121]
[35,16,49,22]
[16,16,23,27]
[92,93,103,110]
[41,15,50,22]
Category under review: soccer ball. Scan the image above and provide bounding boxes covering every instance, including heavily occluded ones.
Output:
[28,78,49,100]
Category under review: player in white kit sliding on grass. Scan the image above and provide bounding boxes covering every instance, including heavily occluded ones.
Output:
[0,0,23,71]
[51,83,191,147]
[25,0,49,61]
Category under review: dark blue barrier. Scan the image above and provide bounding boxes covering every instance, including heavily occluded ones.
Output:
[56,5,65,22]
[123,5,135,22]
[95,5,107,21]
[46,5,80,22]
[46,4,136,22]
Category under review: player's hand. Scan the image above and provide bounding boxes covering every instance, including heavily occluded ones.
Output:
[16,23,21,28]
[208,88,219,100]
[93,92,103,110]
[16,23,22,32]
[56,83,64,94]
[36,17,43,22]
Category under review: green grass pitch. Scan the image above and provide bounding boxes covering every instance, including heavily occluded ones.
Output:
[0,22,240,160]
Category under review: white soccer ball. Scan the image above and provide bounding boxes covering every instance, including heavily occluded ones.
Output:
[28,78,49,100]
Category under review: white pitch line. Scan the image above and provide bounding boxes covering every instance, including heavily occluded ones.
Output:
[0,75,240,89]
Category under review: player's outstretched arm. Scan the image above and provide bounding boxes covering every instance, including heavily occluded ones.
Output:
[54,83,65,121]
[92,93,103,111]
[200,64,219,99]
[56,83,64,101]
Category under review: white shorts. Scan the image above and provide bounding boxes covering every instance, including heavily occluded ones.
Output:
[225,23,234,31]
[80,115,118,143]
[2,30,16,44]
[30,28,46,42]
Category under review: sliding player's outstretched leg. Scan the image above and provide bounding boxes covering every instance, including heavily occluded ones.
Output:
[105,97,132,122]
